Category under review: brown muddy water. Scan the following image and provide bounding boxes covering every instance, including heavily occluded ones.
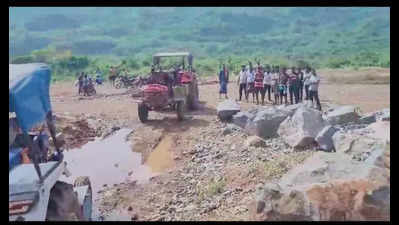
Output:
[59,128,175,220]
[146,135,175,173]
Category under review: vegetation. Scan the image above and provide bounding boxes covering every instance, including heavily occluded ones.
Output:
[9,7,390,81]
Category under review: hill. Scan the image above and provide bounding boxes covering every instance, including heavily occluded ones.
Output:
[9,7,390,80]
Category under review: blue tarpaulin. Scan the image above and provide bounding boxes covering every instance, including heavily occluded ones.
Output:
[9,63,52,132]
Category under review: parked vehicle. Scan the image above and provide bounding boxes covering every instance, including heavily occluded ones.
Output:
[9,63,92,221]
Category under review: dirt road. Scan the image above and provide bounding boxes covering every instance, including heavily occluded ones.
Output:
[50,68,389,220]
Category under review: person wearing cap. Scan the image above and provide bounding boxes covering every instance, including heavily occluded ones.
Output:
[237,65,248,101]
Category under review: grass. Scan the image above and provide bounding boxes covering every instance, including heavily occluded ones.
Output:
[197,177,226,201]
[321,67,390,85]
[249,151,314,181]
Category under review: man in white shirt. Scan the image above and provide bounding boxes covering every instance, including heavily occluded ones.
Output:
[303,66,312,100]
[262,65,272,104]
[237,65,248,101]
[246,66,255,102]
[308,69,321,111]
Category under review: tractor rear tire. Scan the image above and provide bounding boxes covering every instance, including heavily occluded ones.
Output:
[138,103,149,123]
[187,79,199,110]
[46,181,84,221]
[74,176,92,221]
[176,101,185,121]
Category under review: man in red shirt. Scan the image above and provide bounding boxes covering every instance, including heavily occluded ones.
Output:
[254,66,264,105]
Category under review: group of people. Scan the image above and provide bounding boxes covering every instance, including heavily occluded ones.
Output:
[76,71,103,96]
[218,63,322,111]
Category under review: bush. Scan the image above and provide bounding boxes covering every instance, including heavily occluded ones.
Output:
[11,55,35,64]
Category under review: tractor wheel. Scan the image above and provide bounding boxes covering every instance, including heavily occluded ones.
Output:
[176,101,185,121]
[46,181,85,221]
[187,80,199,110]
[138,103,149,123]
[74,176,92,221]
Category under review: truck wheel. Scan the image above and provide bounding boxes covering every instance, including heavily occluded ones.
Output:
[176,101,185,121]
[46,181,84,221]
[138,103,149,123]
[74,176,92,221]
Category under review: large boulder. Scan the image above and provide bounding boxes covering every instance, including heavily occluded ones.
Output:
[232,109,258,128]
[332,126,386,161]
[315,125,338,152]
[276,103,303,117]
[325,105,360,125]
[375,108,390,122]
[254,141,390,221]
[359,112,376,125]
[245,107,291,139]
[217,100,240,121]
[278,106,327,149]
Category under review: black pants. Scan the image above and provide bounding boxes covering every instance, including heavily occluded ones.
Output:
[309,90,322,111]
[279,87,288,105]
[304,85,310,100]
[289,85,299,105]
[255,87,264,104]
[262,84,271,102]
[239,83,247,101]
[298,83,303,101]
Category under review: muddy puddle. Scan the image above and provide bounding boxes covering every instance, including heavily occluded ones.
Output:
[145,135,175,173]
[59,128,175,220]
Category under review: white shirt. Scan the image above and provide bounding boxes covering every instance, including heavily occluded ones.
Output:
[263,72,272,85]
[308,75,320,91]
[246,71,255,83]
[303,72,311,86]
[238,70,247,84]
[271,73,278,85]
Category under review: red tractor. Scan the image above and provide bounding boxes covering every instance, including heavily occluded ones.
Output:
[136,52,199,122]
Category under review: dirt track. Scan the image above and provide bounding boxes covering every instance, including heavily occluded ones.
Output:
[50,68,389,220]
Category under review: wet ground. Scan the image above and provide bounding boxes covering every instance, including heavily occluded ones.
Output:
[59,128,175,220]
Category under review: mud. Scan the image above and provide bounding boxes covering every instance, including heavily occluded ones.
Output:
[145,135,175,173]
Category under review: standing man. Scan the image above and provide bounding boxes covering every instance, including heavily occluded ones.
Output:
[237,65,248,101]
[279,67,288,105]
[298,67,304,102]
[77,72,84,95]
[303,66,312,101]
[218,64,229,99]
[271,66,280,105]
[246,65,255,103]
[254,65,264,105]
[82,74,89,96]
[262,65,272,104]
[288,67,299,105]
[308,69,322,111]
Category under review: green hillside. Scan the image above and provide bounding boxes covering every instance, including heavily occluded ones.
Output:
[9,7,390,81]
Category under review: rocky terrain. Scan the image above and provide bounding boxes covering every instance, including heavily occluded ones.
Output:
[49,75,390,221]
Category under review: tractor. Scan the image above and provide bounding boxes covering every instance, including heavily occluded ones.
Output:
[9,63,92,221]
[136,52,199,122]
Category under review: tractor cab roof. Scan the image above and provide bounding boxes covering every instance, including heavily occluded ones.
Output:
[9,63,52,132]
